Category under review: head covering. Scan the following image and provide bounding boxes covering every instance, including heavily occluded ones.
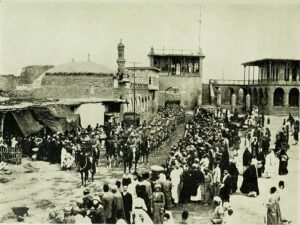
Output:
[213,196,222,203]
[63,206,72,213]
[83,188,90,195]
[154,183,161,190]
[111,185,118,191]
[93,196,101,202]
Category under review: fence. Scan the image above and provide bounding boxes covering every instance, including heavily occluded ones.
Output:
[0,146,22,164]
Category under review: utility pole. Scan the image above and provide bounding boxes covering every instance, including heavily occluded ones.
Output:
[198,4,202,50]
[127,61,141,125]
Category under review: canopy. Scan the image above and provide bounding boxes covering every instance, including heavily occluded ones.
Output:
[32,106,79,133]
[12,110,44,137]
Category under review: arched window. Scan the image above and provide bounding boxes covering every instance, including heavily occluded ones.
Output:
[289,88,299,107]
[273,88,284,106]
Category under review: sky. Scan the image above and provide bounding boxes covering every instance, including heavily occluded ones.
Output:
[0,0,300,81]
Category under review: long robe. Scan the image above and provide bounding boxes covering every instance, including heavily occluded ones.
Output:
[265,194,282,225]
[152,192,165,224]
[160,179,173,210]
[170,168,182,204]
[243,149,252,167]
[278,151,288,175]
[219,174,231,203]
[240,164,259,195]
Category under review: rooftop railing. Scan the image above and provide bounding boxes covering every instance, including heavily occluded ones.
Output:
[209,79,300,86]
[151,48,201,56]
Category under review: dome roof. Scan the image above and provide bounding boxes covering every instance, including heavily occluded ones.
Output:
[46,61,114,75]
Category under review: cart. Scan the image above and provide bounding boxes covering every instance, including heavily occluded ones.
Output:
[0,146,22,164]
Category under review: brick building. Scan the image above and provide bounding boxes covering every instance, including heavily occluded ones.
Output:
[148,47,205,109]
[206,58,300,116]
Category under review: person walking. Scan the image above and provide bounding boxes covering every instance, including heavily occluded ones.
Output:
[151,184,165,224]
[265,187,282,225]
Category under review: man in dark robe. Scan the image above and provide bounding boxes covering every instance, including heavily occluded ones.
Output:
[220,148,230,175]
[228,162,239,193]
[189,164,204,200]
[256,148,265,177]
[262,136,270,155]
[219,170,231,203]
[122,186,132,224]
[243,147,252,168]
[180,166,193,204]
[240,162,259,196]
[251,137,259,158]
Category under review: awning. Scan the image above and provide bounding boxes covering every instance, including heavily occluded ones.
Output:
[32,106,79,133]
[12,110,44,137]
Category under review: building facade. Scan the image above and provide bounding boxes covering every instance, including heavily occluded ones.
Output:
[148,47,205,109]
[207,58,300,116]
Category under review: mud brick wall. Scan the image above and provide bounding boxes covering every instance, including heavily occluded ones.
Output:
[35,75,114,99]
[19,65,54,84]
[0,75,20,91]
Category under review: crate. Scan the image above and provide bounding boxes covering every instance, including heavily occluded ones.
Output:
[0,146,22,164]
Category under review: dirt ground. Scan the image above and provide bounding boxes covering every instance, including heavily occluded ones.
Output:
[0,115,299,224]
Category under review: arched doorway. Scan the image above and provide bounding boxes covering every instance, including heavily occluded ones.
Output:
[237,88,245,105]
[253,88,258,106]
[289,88,299,107]
[264,88,268,106]
[273,88,284,106]
[258,88,264,105]
[141,97,144,112]
[224,87,234,105]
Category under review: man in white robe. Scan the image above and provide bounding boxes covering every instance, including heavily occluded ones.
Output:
[170,163,183,204]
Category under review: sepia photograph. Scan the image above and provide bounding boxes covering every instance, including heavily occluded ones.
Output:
[0,0,299,224]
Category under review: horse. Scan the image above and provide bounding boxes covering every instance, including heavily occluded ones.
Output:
[78,152,92,186]
[123,145,140,173]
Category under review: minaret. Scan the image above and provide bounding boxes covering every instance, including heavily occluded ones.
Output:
[117,39,126,74]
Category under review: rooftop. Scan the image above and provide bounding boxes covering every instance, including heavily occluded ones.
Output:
[45,61,114,75]
[242,58,300,66]
[148,48,205,58]
[126,66,160,72]
[0,97,125,111]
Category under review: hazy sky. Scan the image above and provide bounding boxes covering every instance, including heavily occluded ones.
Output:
[0,0,300,81]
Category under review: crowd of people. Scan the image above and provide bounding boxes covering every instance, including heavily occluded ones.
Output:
[1,104,299,224]
[0,105,185,174]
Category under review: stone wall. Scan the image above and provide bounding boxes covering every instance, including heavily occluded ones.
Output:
[114,86,158,122]
[36,75,114,99]
[19,65,54,84]
[0,75,20,92]
[202,83,210,105]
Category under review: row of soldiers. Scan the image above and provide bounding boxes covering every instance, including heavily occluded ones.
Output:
[1,105,185,174]
[104,105,185,172]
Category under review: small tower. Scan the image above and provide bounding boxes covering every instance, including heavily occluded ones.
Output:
[117,39,126,74]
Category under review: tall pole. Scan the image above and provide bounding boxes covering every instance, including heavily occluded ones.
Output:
[133,62,136,123]
[128,61,141,126]
[198,4,202,50]
[243,65,246,85]
[252,66,255,84]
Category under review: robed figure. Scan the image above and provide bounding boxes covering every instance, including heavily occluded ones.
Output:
[240,164,259,196]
